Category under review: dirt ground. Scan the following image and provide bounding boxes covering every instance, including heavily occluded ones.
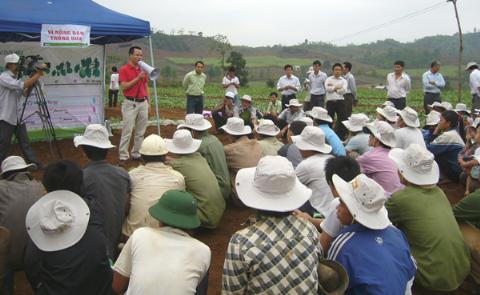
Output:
[9,107,476,295]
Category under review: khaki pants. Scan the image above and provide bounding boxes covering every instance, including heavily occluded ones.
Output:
[459,223,480,284]
[119,99,148,160]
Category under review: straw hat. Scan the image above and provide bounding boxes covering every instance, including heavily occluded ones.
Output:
[363,121,396,148]
[342,113,370,132]
[25,190,90,252]
[306,107,333,123]
[396,106,420,128]
[177,114,212,131]
[389,144,439,186]
[256,119,280,137]
[73,124,115,149]
[235,156,312,212]
[220,117,252,136]
[139,134,168,156]
[165,129,201,154]
[318,259,349,295]
[376,106,398,123]
[286,99,303,107]
[332,174,390,230]
[292,126,332,154]
[1,156,36,175]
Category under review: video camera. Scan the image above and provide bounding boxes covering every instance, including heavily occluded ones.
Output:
[18,55,51,78]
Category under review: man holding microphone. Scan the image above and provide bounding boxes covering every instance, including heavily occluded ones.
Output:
[118,46,149,166]
[0,54,44,166]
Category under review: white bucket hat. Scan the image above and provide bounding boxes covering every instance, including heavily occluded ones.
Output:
[376,106,398,123]
[139,134,168,156]
[389,144,439,186]
[396,106,420,128]
[466,62,478,71]
[25,190,90,252]
[342,113,370,132]
[286,99,303,107]
[382,101,395,108]
[165,129,201,154]
[425,110,441,126]
[441,102,452,111]
[306,107,332,123]
[364,121,396,148]
[428,101,443,109]
[177,114,212,131]
[297,117,314,126]
[225,91,235,99]
[454,103,470,114]
[220,117,252,136]
[241,94,252,102]
[74,124,115,149]
[1,156,36,175]
[256,119,280,136]
[235,156,312,212]
[292,126,332,154]
[332,174,390,230]
[4,54,20,64]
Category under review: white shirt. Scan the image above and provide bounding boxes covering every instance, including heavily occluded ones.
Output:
[122,163,185,237]
[470,69,480,95]
[295,153,334,216]
[114,226,211,295]
[222,76,240,95]
[320,199,343,247]
[110,73,119,90]
[325,76,347,102]
[395,127,426,149]
[277,75,301,96]
[306,71,327,95]
[433,129,465,146]
[0,70,24,125]
[386,72,411,99]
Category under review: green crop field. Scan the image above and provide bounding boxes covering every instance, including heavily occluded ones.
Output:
[166,56,314,68]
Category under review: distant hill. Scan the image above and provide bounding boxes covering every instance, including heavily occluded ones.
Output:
[106,32,480,87]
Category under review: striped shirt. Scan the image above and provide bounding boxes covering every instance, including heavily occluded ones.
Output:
[222,214,322,294]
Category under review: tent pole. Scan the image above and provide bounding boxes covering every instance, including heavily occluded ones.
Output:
[148,35,160,135]
[102,44,106,123]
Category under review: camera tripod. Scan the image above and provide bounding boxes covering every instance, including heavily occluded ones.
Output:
[19,81,62,159]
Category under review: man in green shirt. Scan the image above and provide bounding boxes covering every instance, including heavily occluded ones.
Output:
[165,129,225,228]
[178,114,231,200]
[183,61,207,114]
[387,144,470,292]
[264,92,282,123]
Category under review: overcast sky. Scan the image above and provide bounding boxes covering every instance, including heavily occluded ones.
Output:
[95,0,479,47]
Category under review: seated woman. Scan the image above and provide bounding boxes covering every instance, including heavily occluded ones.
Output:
[427,110,465,182]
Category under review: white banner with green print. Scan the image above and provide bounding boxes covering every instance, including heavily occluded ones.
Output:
[0,42,104,140]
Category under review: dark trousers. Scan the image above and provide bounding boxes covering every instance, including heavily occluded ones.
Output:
[473,94,480,114]
[423,92,441,114]
[388,97,406,110]
[0,120,39,165]
[212,110,229,130]
[310,94,325,108]
[343,93,355,117]
[195,270,209,295]
[281,94,296,110]
[326,100,348,140]
[108,89,119,107]
[186,95,204,114]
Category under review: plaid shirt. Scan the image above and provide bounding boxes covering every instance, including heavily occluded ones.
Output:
[222,214,322,294]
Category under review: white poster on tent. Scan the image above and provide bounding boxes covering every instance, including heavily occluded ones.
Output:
[0,42,104,139]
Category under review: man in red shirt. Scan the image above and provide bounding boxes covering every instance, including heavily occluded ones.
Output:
[118,46,149,165]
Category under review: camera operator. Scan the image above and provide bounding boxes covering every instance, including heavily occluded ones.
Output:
[0,54,43,167]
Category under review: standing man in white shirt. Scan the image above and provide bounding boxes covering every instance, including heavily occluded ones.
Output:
[306,60,328,109]
[277,64,301,110]
[422,61,445,114]
[342,62,357,117]
[222,66,240,105]
[386,60,411,110]
[466,62,480,112]
[325,63,348,140]
[108,66,120,107]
